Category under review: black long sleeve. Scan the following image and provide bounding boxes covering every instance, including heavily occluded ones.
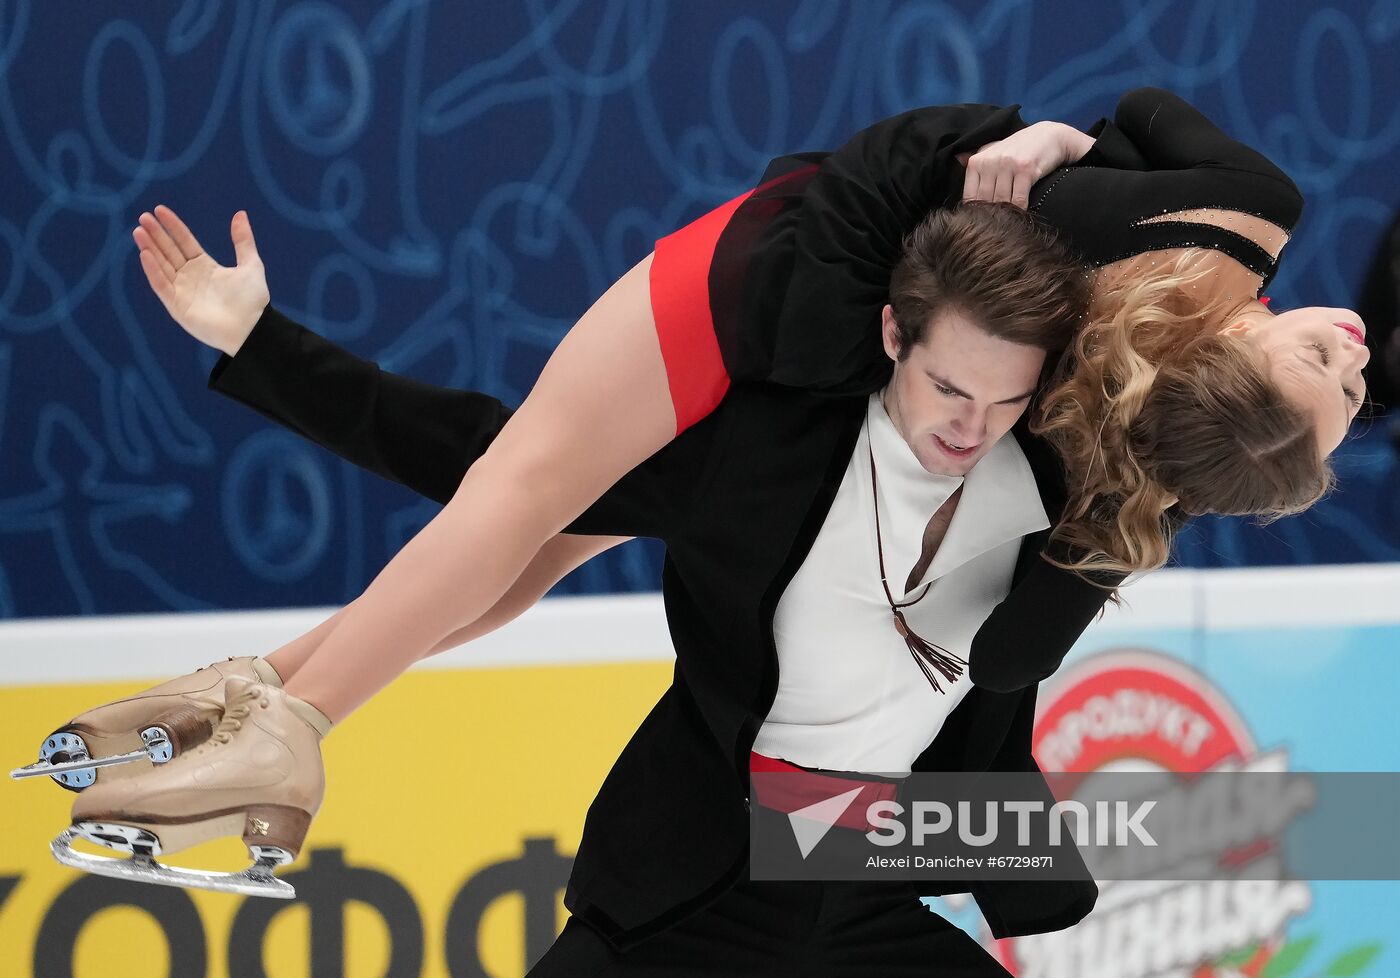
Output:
[207,305,710,540]
[1030,87,1304,286]
[968,549,1122,693]
[209,305,511,507]
[1109,86,1298,181]
[961,423,1122,694]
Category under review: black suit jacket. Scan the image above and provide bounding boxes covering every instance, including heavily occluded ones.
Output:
[208,307,1116,948]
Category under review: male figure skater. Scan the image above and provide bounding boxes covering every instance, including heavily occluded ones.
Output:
[158,201,1099,975]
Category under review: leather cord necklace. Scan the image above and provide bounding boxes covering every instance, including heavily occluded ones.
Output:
[866,416,968,694]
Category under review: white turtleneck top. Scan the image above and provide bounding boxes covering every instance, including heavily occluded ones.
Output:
[752,391,1051,776]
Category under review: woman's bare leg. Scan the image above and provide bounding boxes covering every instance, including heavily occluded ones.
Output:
[420,533,630,656]
[262,532,630,683]
[280,253,674,722]
[263,609,346,682]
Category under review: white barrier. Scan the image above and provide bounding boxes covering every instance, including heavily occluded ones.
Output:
[1,563,1397,685]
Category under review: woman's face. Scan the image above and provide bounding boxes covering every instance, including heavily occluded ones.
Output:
[1223,302,1370,456]
[1091,205,1365,459]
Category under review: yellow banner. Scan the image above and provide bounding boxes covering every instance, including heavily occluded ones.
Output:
[0,662,672,978]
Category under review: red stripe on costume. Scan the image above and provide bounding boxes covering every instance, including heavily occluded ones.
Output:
[649,164,820,436]
[650,192,747,435]
[748,751,900,832]
[749,751,810,774]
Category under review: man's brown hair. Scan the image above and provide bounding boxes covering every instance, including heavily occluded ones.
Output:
[887,201,1090,357]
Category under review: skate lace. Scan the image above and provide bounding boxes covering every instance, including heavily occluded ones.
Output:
[208,684,269,747]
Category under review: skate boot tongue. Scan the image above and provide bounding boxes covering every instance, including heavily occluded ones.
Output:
[250,657,285,689]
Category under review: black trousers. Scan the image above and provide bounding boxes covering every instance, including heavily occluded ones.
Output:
[526,806,1011,978]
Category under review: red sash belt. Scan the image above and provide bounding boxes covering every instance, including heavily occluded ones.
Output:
[748,750,902,832]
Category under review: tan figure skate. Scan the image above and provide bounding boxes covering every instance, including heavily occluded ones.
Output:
[53,676,331,899]
[10,656,283,790]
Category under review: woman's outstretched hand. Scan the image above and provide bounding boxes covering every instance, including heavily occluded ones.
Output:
[958,121,1096,209]
[132,205,270,357]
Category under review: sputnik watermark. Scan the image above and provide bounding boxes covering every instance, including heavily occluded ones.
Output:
[863,799,1157,848]
[747,770,1400,883]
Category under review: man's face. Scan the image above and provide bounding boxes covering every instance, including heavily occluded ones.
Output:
[880,305,1047,477]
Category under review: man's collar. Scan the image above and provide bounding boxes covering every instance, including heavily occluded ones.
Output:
[916,426,1052,587]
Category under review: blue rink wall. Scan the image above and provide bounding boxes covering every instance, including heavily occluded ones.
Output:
[2,3,1400,618]
[0,564,1396,977]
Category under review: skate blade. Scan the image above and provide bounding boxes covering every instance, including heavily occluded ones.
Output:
[52,828,297,899]
[10,748,150,781]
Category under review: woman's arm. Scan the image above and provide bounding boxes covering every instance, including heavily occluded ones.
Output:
[1109,86,1295,179]
[960,121,1096,208]
[1027,87,1304,283]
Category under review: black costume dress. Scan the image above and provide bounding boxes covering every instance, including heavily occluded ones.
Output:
[648,86,1302,434]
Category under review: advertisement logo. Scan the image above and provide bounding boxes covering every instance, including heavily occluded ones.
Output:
[998,649,1311,978]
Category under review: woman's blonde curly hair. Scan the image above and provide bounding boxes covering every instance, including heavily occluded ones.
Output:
[1033,250,1336,584]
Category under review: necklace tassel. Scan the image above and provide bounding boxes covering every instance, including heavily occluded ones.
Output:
[892,609,967,694]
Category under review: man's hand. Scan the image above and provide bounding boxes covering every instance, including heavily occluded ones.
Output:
[133,205,270,357]
[958,121,1096,209]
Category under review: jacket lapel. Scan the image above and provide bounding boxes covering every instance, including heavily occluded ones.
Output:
[913,433,1051,588]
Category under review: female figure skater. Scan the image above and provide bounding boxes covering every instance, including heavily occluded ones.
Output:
[22,88,1368,964]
